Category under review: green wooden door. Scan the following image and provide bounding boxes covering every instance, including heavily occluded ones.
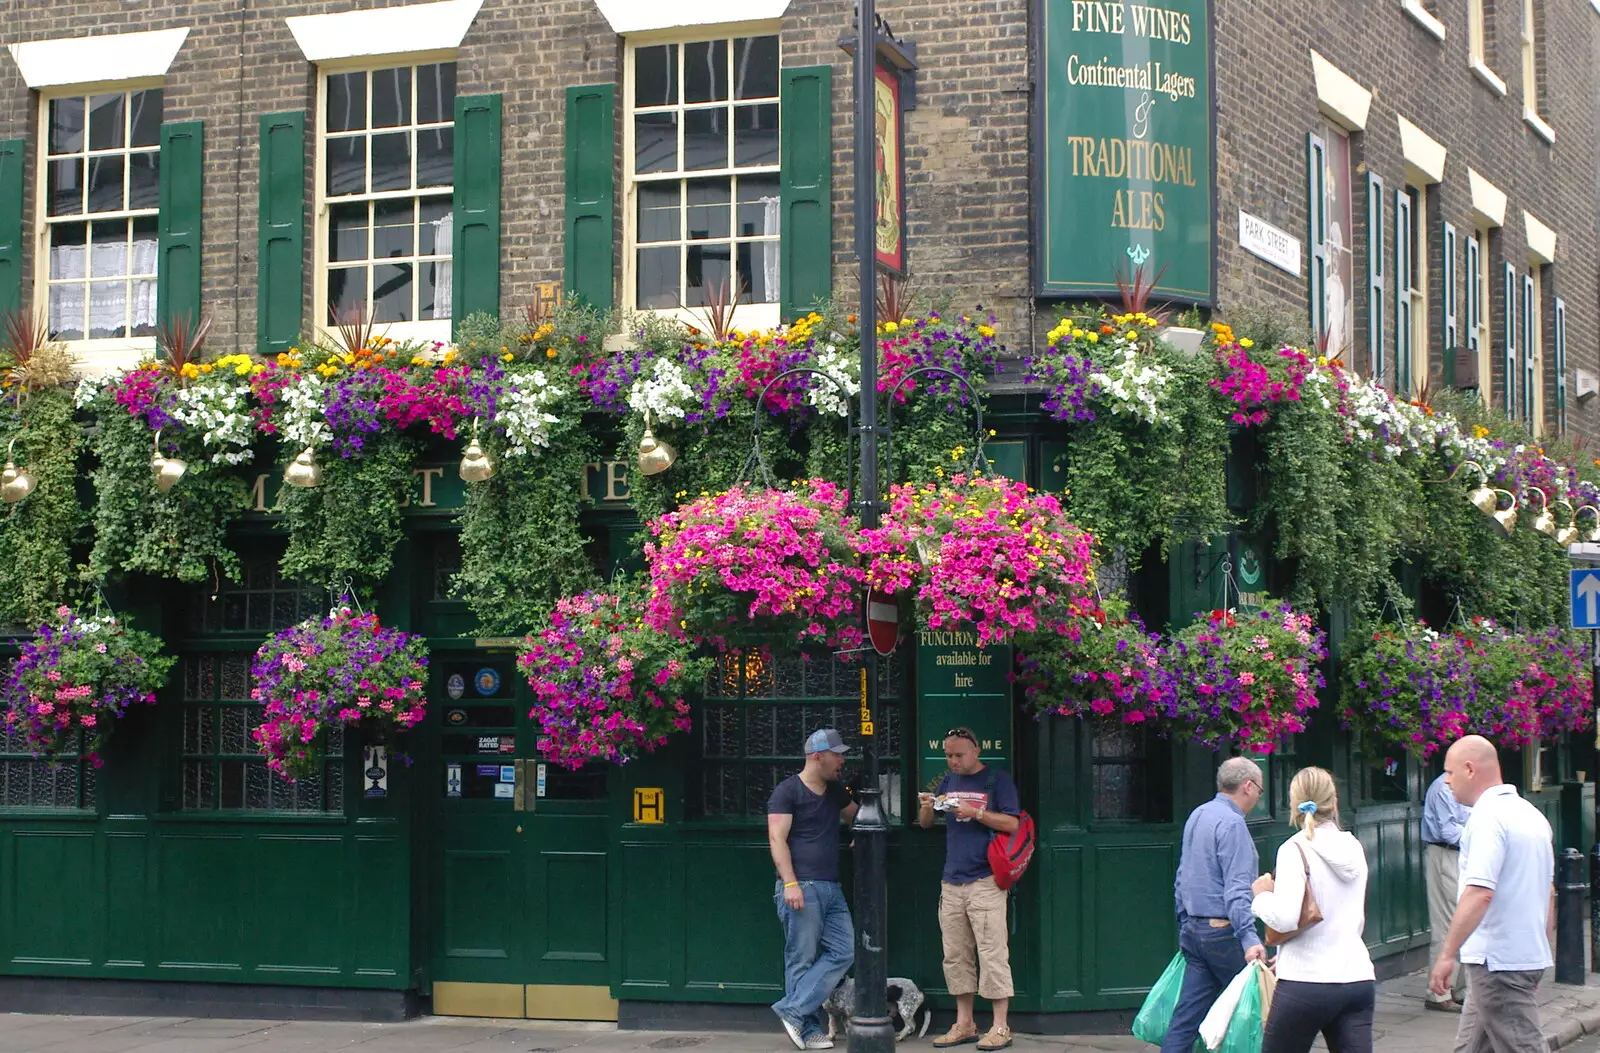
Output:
[427,651,613,1018]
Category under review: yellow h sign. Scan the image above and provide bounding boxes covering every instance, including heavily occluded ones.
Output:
[632,787,665,824]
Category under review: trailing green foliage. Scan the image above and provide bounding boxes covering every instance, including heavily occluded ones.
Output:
[277,433,413,587]
[0,388,86,627]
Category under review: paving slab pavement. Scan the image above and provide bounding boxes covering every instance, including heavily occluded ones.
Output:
[5,969,1600,1053]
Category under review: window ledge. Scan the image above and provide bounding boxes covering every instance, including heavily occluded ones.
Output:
[1525,110,1557,144]
[1402,0,1447,41]
[1470,58,1507,96]
[64,337,157,380]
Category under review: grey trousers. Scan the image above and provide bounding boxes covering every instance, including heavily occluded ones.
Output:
[1452,964,1545,1053]
[1425,845,1467,1003]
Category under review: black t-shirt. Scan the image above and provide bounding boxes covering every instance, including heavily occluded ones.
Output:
[767,774,852,882]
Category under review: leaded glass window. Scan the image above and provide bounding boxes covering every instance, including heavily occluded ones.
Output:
[185,556,325,635]
[1090,724,1170,823]
[0,723,94,809]
[693,651,904,822]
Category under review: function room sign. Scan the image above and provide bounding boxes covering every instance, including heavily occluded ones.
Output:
[1037,0,1214,303]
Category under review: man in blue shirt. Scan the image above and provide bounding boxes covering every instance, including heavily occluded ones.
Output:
[1421,769,1471,1011]
[918,726,1021,1052]
[1160,757,1267,1053]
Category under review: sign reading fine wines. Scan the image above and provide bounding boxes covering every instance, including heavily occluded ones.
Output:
[1038,0,1214,303]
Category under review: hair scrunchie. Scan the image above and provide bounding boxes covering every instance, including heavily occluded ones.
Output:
[1296,800,1318,815]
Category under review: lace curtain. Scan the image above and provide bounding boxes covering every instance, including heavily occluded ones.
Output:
[48,233,158,335]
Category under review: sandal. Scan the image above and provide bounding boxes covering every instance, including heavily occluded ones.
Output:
[977,1025,1013,1051]
[932,1023,980,1048]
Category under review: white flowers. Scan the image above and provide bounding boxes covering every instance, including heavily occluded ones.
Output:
[1088,337,1174,425]
[807,343,861,417]
[281,375,333,451]
[626,358,697,421]
[496,369,563,457]
[171,380,254,465]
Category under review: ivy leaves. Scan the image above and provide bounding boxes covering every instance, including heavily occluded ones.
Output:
[0,388,86,627]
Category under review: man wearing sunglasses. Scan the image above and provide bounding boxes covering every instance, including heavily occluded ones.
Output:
[1160,757,1267,1053]
[917,727,1021,1052]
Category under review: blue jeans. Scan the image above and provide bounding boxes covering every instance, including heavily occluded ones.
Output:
[1160,919,1248,1053]
[772,879,855,1039]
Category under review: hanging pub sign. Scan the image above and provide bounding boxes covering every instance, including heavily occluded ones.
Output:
[1036,0,1215,303]
[874,62,907,275]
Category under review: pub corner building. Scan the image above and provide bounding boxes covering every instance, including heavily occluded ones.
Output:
[0,0,1595,1031]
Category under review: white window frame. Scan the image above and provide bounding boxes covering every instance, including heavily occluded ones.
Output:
[1307,133,1327,346]
[1521,0,1555,139]
[1367,173,1385,385]
[1524,268,1541,433]
[33,80,165,371]
[1466,230,1487,404]
[1442,222,1457,364]
[1554,294,1567,434]
[1503,262,1518,420]
[312,53,457,345]
[621,23,784,333]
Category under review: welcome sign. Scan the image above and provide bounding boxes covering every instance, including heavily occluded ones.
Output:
[1037,0,1214,303]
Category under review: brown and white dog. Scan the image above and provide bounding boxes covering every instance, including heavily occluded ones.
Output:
[822,978,931,1043]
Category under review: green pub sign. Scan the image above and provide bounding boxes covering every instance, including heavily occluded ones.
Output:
[916,630,1014,789]
[1038,0,1214,303]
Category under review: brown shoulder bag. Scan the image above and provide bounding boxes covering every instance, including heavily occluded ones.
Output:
[1262,843,1323,946]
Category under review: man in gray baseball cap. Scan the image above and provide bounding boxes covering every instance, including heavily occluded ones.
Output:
[766,728,859,1049]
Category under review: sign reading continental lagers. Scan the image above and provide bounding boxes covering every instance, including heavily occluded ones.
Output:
[1039,0,1214,303]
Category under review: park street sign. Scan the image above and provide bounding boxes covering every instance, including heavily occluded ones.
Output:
[1572,567,1600,629]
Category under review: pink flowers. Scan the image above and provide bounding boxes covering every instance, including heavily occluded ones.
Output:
[1209,342,1314,427]
[644,480,867,651]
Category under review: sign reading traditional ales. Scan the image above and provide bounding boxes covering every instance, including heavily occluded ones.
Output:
[1038,0,1214,303]
[916,630,1013,789]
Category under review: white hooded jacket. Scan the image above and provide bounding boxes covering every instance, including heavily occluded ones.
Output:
[1251,821,1376,983]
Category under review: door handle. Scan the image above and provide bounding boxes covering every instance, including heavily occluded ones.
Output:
[513,759,526,812]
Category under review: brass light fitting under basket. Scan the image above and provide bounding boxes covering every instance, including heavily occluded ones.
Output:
[459,418,493,483]
[637,413,677,477]
[0,438,34,504]
[149,429,187,493]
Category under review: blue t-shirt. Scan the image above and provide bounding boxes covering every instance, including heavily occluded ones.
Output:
[767,774,852,882]
[936,766,1020,885]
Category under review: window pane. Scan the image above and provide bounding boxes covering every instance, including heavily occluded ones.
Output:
[636,246,680,309]
[686,178,731,241]
[47,158,83,216]
[48,284,85,341]
[128,151,160,210]
[327,267,368,322]
[419,198,451,255]
[49,222,87,278]
[416,127,453,189]
[326,137,365,196]
[49,97,84,155]
[88,281,128,338]
[635,112,678,175]
[329,202,369,263]
[420,258,444,319]
[636,182,680,243]
[686,243,732,306]
[416,62,457,124]
[131,216,158,277]
[371,131,411,192]
[372,67,412,128]
[327,72,367,132]
[684,109,727,171]
[374,199,415,258]
[739,241,779,305]
[372,262,413,322]
[734,104,779,167]
[130,89,163,147]
[734,37,780,99]
[86,154,125,213]
[684,41,728,103]
[89,219,128,277]
[635,44,678,107]
[130,278,157,336]
[87,93,125,150]
[737,174,780,236]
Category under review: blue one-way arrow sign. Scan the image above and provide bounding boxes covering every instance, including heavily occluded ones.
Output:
[1572,568,1600,628]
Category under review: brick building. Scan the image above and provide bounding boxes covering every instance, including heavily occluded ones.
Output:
[0,0,1593,1028]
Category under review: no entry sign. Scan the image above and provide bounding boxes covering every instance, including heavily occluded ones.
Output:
[867,588,900,656]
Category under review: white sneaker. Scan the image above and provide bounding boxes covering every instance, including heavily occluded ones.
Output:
[776,1014,806,1050]
[805,1038,834,1050]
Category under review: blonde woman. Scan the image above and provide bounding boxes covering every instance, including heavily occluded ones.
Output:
[1250,767,1375,1053]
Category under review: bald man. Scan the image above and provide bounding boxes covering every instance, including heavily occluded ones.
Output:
[1429,736,1554,1053]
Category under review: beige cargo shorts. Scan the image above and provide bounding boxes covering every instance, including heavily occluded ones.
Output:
[938,876,1013,1000]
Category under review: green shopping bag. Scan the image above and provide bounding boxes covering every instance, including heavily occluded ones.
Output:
[1131,952,1188,1044]
[1215,965,1266,1053]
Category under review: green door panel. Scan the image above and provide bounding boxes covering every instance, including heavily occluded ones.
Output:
[1042,846,1085,1001]
[255,834,345,974]
[1092,843,1177,994]
[538,849,608,965]
[9,831,96,965]
[616,843,675,989]
[443,848,518,961]
[681,842,783,994]
[104,832,150,968]
[159,833,248,968]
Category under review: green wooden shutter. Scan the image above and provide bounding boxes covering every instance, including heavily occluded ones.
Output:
[453,93,502,328]
[157,120,204,331]
[257,112,304,355]
[0,139,23,317]
[564,85,614,311]
[780,65,832,323]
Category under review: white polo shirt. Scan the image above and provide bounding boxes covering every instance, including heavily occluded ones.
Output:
[1457,783,1554,972]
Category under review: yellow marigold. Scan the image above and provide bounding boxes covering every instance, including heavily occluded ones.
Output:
[179,363,200,378]
[1239,337,1254,348]
[883,321,899,333]
[545,347,558,359]
[501,352,515,362]
[976,324,996,338]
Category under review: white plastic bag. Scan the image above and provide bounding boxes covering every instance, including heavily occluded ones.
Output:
[1198,961,1274,1052]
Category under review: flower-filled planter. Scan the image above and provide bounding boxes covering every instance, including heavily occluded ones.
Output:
[1168,603,1328,751]
[250,608,428,780]
[2,607,173,766]
[1016,601,1177,725]
[1339,621,1473,758]
[518,589,712,769]
[859,473,1097,648]
[1457,620,1591,746]
[644,480,866,651]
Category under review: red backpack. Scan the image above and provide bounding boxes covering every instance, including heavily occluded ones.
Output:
[983,770,1037,890]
